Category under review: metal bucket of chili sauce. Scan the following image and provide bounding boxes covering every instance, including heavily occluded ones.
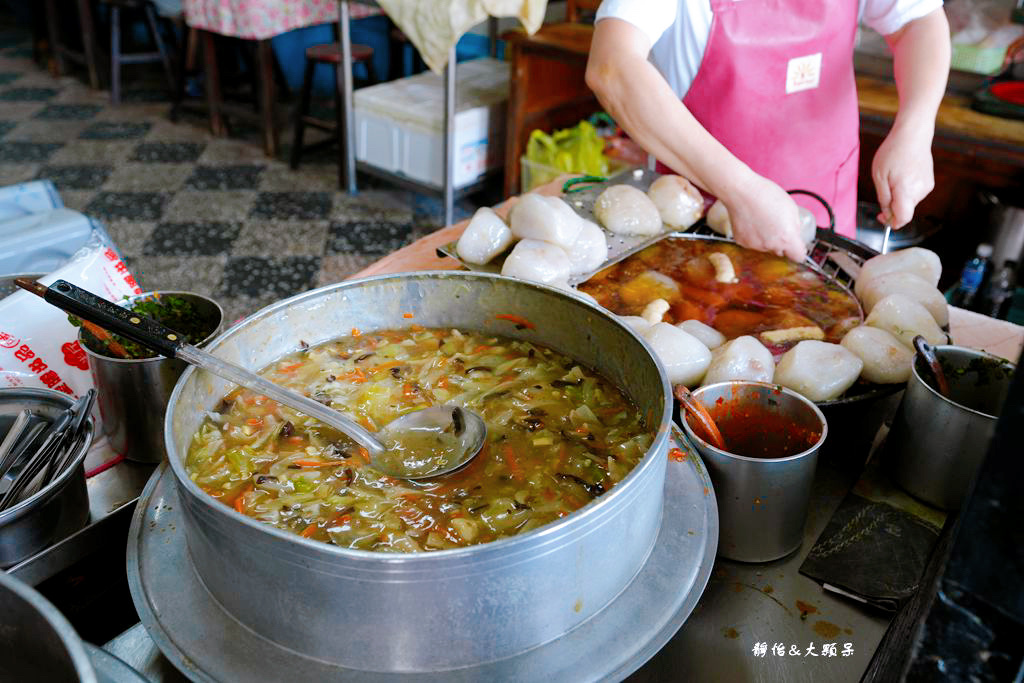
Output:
[682,381,826,563]
[163,272,674,671]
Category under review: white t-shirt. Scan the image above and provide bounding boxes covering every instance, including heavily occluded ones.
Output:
[595,0,944,98]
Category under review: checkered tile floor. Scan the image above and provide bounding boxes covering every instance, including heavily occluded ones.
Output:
[0,20,495,324]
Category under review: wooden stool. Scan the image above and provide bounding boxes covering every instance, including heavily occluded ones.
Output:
[43,0,102,89]
[290,42,376,188]
[105,0,176,104]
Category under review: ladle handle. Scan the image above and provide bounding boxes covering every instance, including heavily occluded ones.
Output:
[15,279,387,456]
[16,278,183,357]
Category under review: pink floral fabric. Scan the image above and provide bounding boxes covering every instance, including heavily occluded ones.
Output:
[183,0,381,40]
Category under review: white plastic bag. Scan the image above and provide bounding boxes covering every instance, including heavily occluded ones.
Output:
[0,232,142,400]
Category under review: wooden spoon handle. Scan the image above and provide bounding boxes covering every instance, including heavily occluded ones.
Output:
[674,385,727,451]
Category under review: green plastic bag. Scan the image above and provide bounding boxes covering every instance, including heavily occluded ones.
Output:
[524,120,608,190]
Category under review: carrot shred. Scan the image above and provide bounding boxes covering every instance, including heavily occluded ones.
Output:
[301,522,319,538]
[410,324,424,332]
[351,327,361,337]
[436,375,449,389]
[294,459,350,467]
[279,362,304,373]
[357,446,370,464]
[502,444,524,481]
[403,382,416,399]
[370,360,402,373]
[340,368,367,383]
[232,484,253,513]
[668,448,687,462]
[403,312,414,319]
[288,435,306,444]
[494,313,536,329]
[246,417,263,426]
[474,344,491,353]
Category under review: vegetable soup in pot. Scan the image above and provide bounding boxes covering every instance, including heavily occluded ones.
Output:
[186,327,652,552]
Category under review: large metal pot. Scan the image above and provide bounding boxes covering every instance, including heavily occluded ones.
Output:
[164,272,673,673]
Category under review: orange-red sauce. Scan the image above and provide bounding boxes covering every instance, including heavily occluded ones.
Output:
[580,238,861,354]
[686,397,821,459]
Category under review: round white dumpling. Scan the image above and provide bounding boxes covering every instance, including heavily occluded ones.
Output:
[706,199,732,238]
[798,206,817,245]
[864,293,946,348]
[858,272,948,328]
[854,247,942,298]
[566,219,608,276]
[676,320,726,349]
[647,174,703,229]
[508,194,583,250]
[594,185,663,236]
[840,326,913,384]
[701,335,774,386]
[455,207,514,265]
[616,315,652,335]
[641,322,712,387]
[774,340,864,402]
[500,239,571,286]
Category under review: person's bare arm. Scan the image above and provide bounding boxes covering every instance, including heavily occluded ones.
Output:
[872,8,951,228]
[586,18,806,261]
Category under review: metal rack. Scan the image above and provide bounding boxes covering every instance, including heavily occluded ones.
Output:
[338,3,501,228]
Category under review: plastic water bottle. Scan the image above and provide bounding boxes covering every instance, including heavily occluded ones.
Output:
[950,243,994,310]
[983,260,1018,319]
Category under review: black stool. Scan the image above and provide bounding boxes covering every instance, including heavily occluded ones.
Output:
[290,41,376,188]
[105,0,176,104]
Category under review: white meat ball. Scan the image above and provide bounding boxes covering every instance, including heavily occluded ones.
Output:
[774,340,864,402]
[647,174,703,229]
[701,336,775,386]
[858,272,949,328]
[706,199,732,238]
[641,322,712,387]
[840,326,913,384]
[864,293,946,348]
[508,194,583,250]
[500,239,571,286]
[676,320,727,349]
[594,185,663,236]
[566,219,609,276]
[455,207,514,265]
[855,247,942,298]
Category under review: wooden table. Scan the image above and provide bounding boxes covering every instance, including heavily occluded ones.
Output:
[501,23,599,196]
[354,178,1024,363]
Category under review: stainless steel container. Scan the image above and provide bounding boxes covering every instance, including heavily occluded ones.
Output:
[886,345,1016,510]
[0,388,94,568]
[82,291,222,463]
[0,570,97,682]
[164,272,673,672]
[681,381,827,563]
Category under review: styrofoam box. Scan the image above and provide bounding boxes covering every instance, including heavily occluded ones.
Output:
[354,58,509,190]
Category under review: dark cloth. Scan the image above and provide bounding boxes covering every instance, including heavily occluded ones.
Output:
[799,493,941,612]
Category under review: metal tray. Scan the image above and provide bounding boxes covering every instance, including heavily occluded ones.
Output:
[126,425,718,682]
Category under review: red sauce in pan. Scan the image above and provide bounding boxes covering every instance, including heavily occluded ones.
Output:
[686,397,822,459]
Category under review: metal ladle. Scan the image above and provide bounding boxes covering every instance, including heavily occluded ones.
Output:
[15,279,487,480]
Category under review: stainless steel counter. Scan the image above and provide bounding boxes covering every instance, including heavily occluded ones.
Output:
[100,454,892,682]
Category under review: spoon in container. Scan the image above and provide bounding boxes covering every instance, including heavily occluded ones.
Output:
[14,278,488,481]
[673,385,727,451]
[912,335,950,398]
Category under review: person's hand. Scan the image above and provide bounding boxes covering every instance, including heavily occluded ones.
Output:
[871,126,935,229]
[722,174,807,262]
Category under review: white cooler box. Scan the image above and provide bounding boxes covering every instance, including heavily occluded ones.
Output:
[354,58,509,190]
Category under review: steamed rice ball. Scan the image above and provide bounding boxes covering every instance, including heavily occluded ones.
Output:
[864,293,946,348]
[641,323,712,387]
[594,185,663,236]
[854,247,942,298]
[676,320,727,350]
[455,207,514,265]
[500,239,571,286]
[858,272,949,328]
[566,219,609,276]
[840,326,913,384]
[774,340,864,402]
[647,174,703,229]
[701,335,774,386]
[509,194,583,250]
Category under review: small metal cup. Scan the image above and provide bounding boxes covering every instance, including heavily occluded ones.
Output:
[81,291,222,463]
[682,381,828,563]
[886,345,1015,510]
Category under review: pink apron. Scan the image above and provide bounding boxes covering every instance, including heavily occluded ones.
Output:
[673,0,861,237]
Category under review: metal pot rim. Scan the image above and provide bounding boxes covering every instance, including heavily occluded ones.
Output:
[682,380,828,462]
[164,271,674,561]
[78,290,224,364]
[909,344,1017,419]
[0,387,94,524]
